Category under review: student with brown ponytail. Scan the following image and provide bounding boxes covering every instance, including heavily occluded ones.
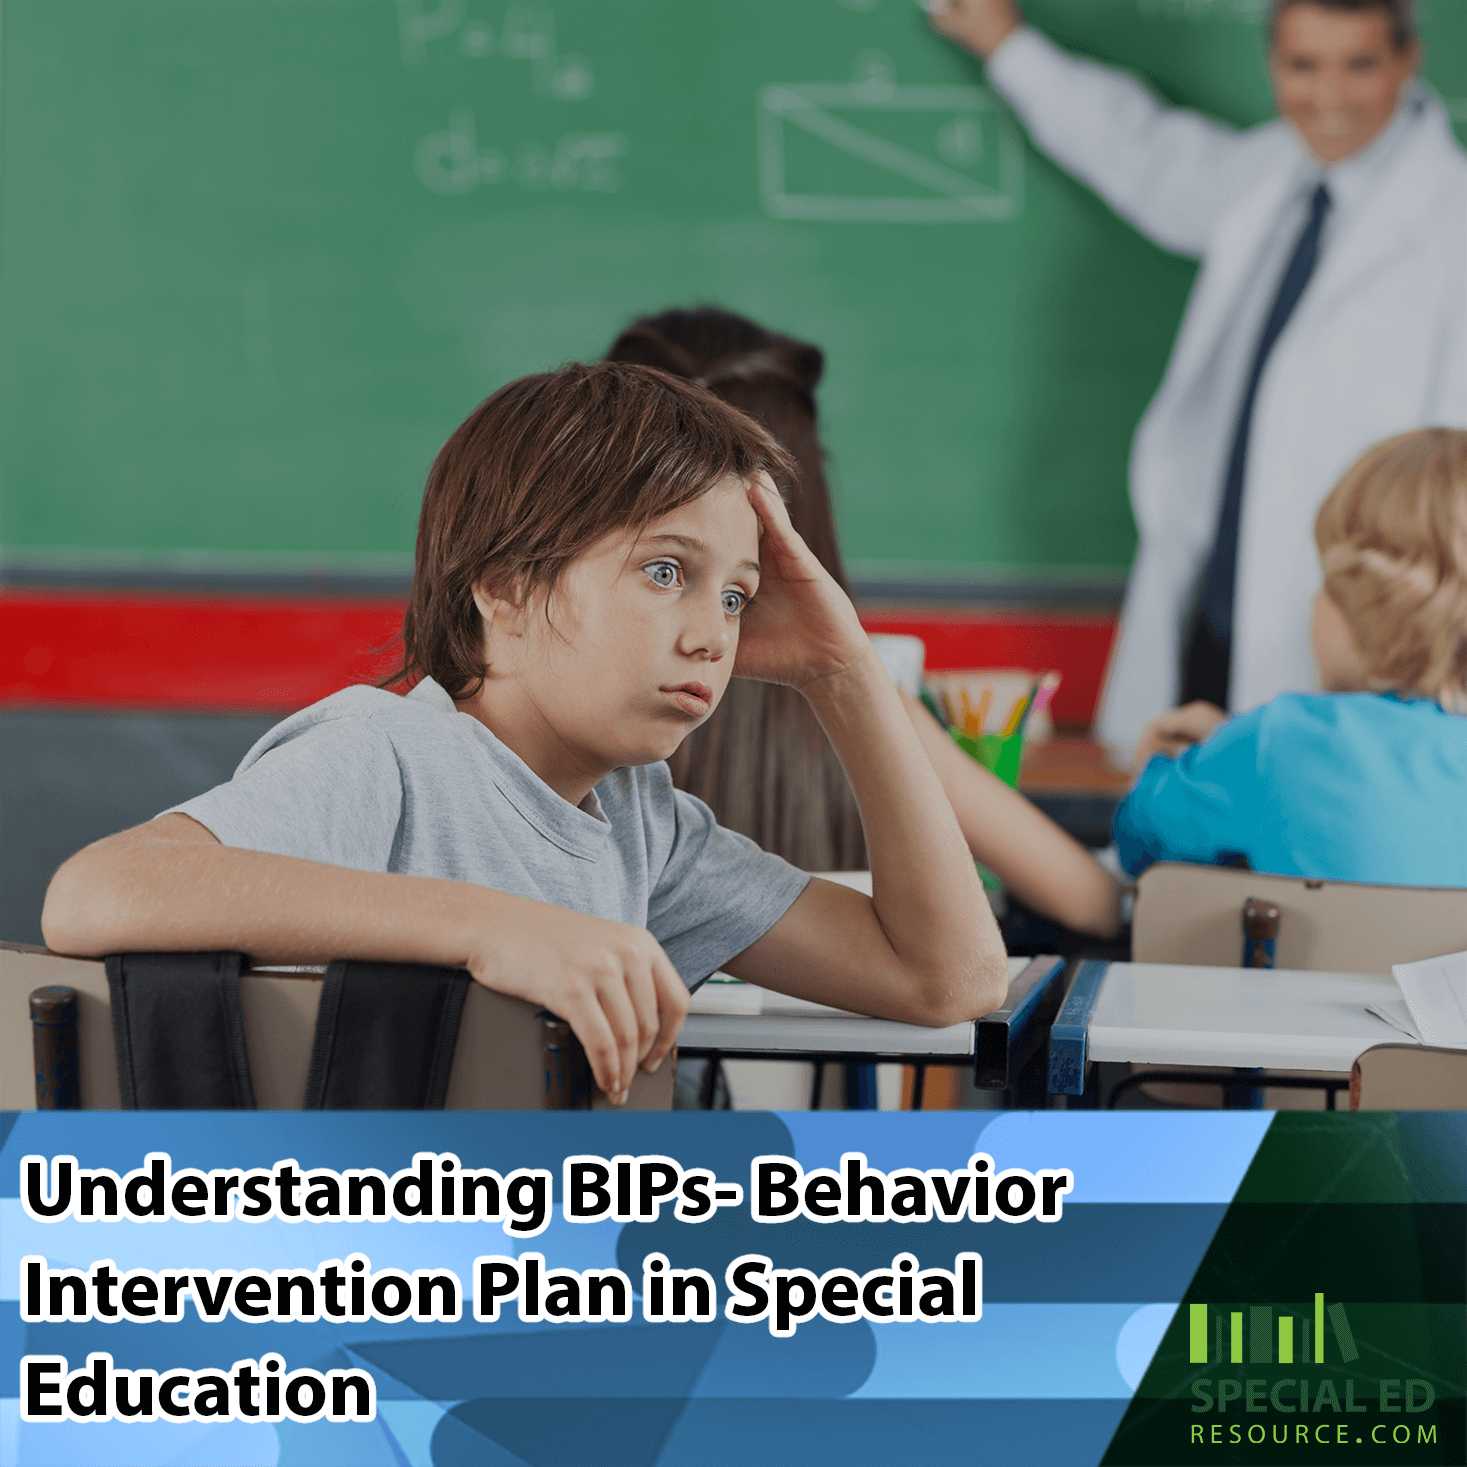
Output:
[604,307,1121,939]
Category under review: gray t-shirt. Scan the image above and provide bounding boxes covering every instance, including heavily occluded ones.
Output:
[170,678,810,986]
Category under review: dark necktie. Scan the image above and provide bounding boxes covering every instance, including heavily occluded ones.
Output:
[1193,181,1332,665]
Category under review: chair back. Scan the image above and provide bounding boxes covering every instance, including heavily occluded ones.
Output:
[0,943,673,1111]
[1350,1043,1467,1110]
[1133,865,1467,974]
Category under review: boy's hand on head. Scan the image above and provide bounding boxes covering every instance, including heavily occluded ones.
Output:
[735,475,870,690]
[1133,700,1229,770]
[462,904,689,1105]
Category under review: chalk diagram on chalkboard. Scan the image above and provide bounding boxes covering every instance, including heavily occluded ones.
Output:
[757,79,1022,222]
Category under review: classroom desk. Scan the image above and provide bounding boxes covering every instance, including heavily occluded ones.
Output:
[680,954,1065,1107]
[1019,736,1132,796]
[1019,736,1131,849]
[1047,960,1414,1104]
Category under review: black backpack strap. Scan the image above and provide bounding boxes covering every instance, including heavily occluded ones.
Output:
[302,960,469,1109]
[105,952,257,1109]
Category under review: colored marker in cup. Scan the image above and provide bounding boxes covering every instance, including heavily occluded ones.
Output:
[1021,672,1061,732]
[1000,693,1029,739]
[1032,671,1061,715]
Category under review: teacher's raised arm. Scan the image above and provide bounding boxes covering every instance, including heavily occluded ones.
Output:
[930,0,1463,760]
[926,0,1023,60]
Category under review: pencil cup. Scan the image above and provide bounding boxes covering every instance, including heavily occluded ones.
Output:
[950,728,1026,788]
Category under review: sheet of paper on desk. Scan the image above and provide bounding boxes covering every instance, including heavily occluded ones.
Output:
[1391,949,1467,1049]
[1364,1001,1422,1043]
[689,975,867,1020]
[689,975,764,1015]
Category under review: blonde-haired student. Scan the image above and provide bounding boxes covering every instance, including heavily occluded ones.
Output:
[1115,427,1467,884]
[42,364,1008,1103]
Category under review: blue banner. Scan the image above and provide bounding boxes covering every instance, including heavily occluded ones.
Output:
[4,1110,1457,1467]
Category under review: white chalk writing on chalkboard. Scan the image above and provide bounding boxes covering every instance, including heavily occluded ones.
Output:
[414,111,627,195]
[398,0,463,63]
[757,76,1021,223]
[397,0,595,99]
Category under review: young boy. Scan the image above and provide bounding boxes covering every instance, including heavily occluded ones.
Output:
[41,364,1009,1102]
[1114,428,1467,885]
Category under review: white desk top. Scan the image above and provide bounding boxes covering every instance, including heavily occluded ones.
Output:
[1086,962,1415,1073]
[680,956,1033,1059]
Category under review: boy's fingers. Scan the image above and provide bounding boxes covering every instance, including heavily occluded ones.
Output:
[624,957,662,1063]
[613,950,660,1067]
[748,479,825,581]
[561,994,622,1097]
[644,951,690,1073]
[748,476,798,541]
[595,974,642,1096]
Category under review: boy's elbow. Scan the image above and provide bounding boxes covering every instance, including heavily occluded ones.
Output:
[910,952,1009,1027]
[41,846,127,955]
[971,951,1011,1018]
[42,861,89,954]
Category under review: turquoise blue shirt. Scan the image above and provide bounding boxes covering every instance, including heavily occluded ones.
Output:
[1114,692,1467,885]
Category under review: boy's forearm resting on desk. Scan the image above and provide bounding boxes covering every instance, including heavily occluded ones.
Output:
[41,814,687,1103]
[727,649,1010,1024]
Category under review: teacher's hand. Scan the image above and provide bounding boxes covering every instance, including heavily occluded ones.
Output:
[926,0,1024,61]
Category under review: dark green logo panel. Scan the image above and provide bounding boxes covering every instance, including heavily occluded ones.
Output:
[1103,1114,1466,1465]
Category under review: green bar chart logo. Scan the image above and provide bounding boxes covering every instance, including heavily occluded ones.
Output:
[1188,1294,1358,1366]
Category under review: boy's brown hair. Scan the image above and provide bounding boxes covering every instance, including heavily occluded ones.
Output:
[1315,427,1467,712]
[395,361,795,698]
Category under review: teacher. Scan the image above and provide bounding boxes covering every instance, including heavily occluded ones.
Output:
[932,0,1467,756]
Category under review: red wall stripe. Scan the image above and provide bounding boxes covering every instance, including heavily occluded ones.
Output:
[1,592,406,712]
[1,592,1116,726]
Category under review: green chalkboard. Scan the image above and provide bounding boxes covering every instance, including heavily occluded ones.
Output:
[2,0,1465,580]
